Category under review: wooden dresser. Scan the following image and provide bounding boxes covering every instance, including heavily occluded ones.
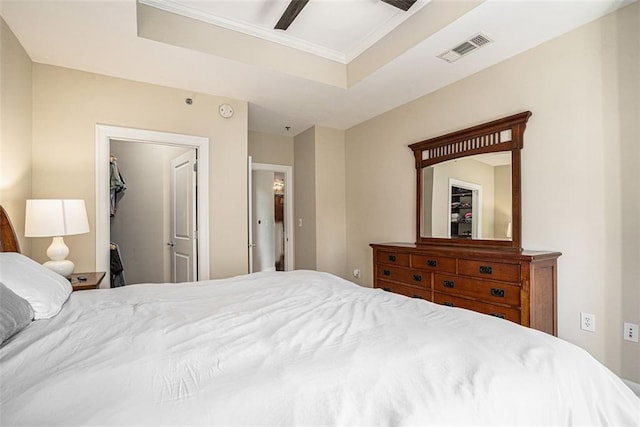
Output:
[370,243,561,335]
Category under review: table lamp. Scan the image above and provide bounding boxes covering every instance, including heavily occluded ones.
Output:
[25,199,89,277]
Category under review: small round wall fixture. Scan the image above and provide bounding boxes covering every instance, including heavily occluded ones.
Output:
[219,104,234,118]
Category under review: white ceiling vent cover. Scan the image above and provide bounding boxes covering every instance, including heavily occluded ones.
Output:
[438,33,493,63]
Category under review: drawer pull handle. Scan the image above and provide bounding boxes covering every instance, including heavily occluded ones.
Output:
[382,287,391,292]
[427,260,437,267]
[388,255,397,262]
[479,266,493,275]
[412,294,424,299]
[490,313,506,319]
[443,302,454,307]
[443,280,455,288]
[490,288,505,298]
[413,274,422,282]
[383,269,391,276]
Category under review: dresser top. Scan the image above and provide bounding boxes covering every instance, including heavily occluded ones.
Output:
[370,242,561,261]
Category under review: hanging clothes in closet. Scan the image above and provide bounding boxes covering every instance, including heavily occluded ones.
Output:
[110,242,126,287]
[110,155,126,216]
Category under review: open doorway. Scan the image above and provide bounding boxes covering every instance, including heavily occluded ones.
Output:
[110,141,196,285]
[248,161,294,273]
[95,125,210,286]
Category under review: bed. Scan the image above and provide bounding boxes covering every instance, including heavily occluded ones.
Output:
[1,206,639,426]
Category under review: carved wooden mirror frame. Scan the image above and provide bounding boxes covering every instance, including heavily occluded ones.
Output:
[409,111,532,251]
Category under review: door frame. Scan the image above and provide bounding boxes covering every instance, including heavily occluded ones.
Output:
[96,125,210,283]
[249,162,294,272]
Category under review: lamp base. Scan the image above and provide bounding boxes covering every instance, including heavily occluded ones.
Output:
[43,259,75,277]
[45,236,75,277]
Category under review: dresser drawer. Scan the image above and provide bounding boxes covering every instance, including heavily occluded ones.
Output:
[378,280,432,301]
[458,259,520,282]
[371,243,560,335]
[410,254,456,273]
[376,250,410,267]
[376,265,429,288]
[433,274,521,306]
[433,293,521,323]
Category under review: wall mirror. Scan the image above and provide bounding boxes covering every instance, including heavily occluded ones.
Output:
[410,111,532,250]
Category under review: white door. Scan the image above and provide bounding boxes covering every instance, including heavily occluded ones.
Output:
[251,170,276,273]
[247,156,254,273]
[170,150,197,282]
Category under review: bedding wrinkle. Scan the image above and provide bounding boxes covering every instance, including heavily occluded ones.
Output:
[160,360,202,403]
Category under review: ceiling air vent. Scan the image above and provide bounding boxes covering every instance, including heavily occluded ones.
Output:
[438,33,493,63]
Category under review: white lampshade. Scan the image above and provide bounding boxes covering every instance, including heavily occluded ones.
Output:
[25,199,89,277]
[25,199,89,237]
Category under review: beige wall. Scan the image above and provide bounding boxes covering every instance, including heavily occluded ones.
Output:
[494,164,511,240]
[293,127,316,270]
[293,126,348,278]
[315,126,347,279]
[248,130,294,166]
[346,3,639,381]
[0,18,32,254]
[31,64,249,279]
[617,2,640,382]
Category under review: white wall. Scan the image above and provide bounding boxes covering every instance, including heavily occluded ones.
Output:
[346,3,639,381]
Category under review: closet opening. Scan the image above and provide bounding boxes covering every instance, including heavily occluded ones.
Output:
[109,141,197,285]
[95,125,210,286]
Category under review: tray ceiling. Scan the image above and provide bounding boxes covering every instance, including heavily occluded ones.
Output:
[1,0,634,135]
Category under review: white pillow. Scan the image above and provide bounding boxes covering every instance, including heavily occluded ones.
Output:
[0,253,72,319]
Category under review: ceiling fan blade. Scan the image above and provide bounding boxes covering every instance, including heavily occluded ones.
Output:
[275,0,310,30]
[381,0,417,12]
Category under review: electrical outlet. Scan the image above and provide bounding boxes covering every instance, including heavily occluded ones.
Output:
[580,312,596,332]
[352,269,361,278]
[623,322,639,343]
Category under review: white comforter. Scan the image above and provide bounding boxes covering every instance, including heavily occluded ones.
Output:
[1,270,638,426]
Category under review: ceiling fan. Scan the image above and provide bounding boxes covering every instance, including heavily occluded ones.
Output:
[275,0,418,31]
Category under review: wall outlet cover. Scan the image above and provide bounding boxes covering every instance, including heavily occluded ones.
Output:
[623,322,639,343]
[580,312,596,332]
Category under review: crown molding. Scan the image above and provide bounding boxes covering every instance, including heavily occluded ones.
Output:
[139,0,348,63]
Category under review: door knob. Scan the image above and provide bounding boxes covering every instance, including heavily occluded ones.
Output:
[167,242,175,247]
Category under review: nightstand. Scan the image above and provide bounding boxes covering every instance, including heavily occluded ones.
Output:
[70,272,106,291]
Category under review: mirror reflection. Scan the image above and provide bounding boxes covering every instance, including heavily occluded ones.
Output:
[421,152,512,240]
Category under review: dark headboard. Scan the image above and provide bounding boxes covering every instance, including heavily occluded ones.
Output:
[0,205,21,253]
